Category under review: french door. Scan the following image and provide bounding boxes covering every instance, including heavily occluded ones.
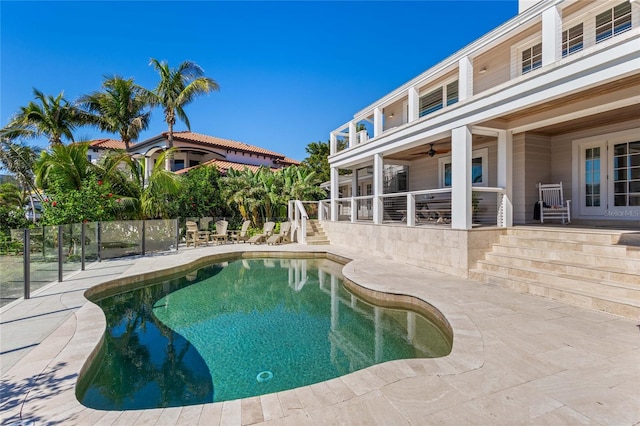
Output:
[578,134,640,217]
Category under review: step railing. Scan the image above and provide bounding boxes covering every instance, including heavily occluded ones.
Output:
[288,200,319,244]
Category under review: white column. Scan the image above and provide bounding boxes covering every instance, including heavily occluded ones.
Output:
[458,56,473,102]
[497,130,513,227]
[330,167,339,221]
[542,6,562,66]
[348,121,357,148]
[451,126,472,230]
[144,156,152,183]
[373,107,383,137]
[351,170,358,222]
[408,86,419,122]
[330,132,337,155]
[373,153,384,224]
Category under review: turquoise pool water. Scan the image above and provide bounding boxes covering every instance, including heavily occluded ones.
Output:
[79,257,451,410]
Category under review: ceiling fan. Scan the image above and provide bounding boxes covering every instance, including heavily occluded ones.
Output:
[412,143,450,157]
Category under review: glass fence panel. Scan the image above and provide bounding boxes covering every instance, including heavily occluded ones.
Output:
[83,222,99,263]
[1,229,25,307]
[100,220,143,260]
[62,223,83,277]
[145,219,177,253]
[29,226,59,293]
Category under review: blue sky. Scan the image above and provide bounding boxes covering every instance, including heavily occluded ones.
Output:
[1,1,517,162]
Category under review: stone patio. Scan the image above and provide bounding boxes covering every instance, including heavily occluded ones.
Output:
[1,242,638,425]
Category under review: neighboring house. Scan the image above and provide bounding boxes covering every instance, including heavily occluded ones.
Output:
[326,0,639,229]
[88,131,299,176]
[87,139,128,164]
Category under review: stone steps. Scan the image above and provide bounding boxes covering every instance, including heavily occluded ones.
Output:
[471,228,640,319]
[304,220,329,245]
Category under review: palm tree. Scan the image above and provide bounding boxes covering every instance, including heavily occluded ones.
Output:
[144,59,219,171]
[138,149,182,219]
[2,89,84,147]
[0,140,41,221]
[34,142,94,191]
[79,76,151,150]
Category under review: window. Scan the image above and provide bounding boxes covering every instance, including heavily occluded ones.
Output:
[419,88,443,117]
[174,159,185,170]
[438,148,488,188]
[596,1,632,44]
[521,43,542,74]
[562,23,583,57]
[419,80,458,118]
[612,141,640,207]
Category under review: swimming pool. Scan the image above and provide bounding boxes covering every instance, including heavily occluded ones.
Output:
[77,256,452,410]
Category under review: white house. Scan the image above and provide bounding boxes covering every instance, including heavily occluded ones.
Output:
[326,0,639,230]
[316,0,640,319]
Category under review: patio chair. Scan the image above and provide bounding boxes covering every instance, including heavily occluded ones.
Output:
[185,221,210,247]
[267,221,292,245]
[230,220,252,243]
[538,182,571,224]
[248,221,275,244]
[211,220,228,244]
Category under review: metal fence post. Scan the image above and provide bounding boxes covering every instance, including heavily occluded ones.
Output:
[175,218,180,251]
[97,222,102,262]
[81,222,86,271]
[23,228,30,300]
[141,220,146,256]
[58,225,63,282]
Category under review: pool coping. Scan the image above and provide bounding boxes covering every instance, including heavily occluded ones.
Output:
[2,242,638,425]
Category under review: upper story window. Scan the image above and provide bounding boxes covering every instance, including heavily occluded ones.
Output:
[521,43,542,74]
[596,1,632,43]
[419,80,458,118]
[562,23,583,57]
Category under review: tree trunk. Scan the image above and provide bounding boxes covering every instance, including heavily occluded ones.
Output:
[165,121,174,172]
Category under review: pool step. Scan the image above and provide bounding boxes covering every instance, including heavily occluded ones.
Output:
[470,228,640,320]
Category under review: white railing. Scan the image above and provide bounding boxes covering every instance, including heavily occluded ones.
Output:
[328,187,512,228]
[288,200,319,244]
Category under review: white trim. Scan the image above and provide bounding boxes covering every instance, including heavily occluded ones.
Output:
[511,33,543,78]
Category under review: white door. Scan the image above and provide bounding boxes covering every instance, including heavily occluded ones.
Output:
[579,141,606,216]
[577,134,640,218]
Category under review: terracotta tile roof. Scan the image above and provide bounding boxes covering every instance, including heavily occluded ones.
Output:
[280,157,301,165]
[88,139,128,150]
[167,131,286,158]
[174,159,279,175]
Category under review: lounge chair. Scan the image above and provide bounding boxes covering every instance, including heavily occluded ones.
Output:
[230,220,252,243]
[185,221,209,247]
[247,221,275,244]
[211,220,228,244]
[267,221,291,245]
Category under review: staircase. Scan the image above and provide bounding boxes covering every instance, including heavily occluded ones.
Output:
[304,220,330,245]
[469,227,640,319]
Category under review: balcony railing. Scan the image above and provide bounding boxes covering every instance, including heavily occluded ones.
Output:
[325,187,511,227]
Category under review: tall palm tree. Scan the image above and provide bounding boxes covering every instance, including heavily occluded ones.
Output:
[145,59,219,170]
[0,140,41,221]
[2,89,84,147]
[79,76,151,150]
